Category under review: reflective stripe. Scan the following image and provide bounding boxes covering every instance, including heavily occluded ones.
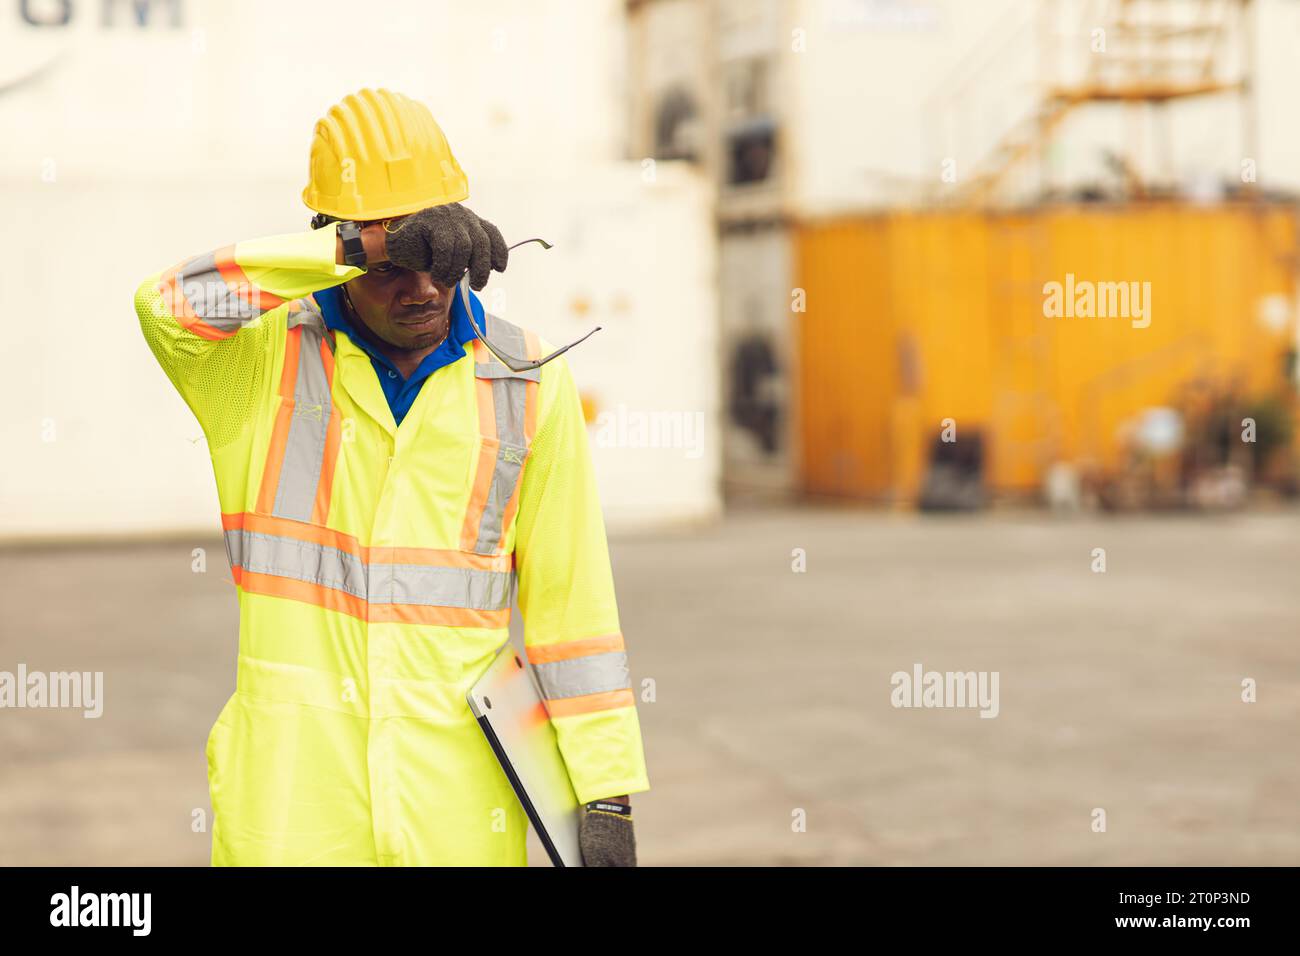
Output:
[497,326,541,542]
[222,518,515,616]
[545,688,637,718]
[287,298,332,336]
[257,307,342,524]
[527,633,625,664]
[460,360,500,551]
[474,435,526,553]
[179,251,262,328]
[256,326,302,513]
[290,299,340,523]
[226,529,369,600]
[223,512,514,572]
[493,371,529,447]
[461,314,540,555]
[532,650,630,700]
[273,324,334,521]
[369,562,514,609]
[235,569,509,628]
[160,245,285,339]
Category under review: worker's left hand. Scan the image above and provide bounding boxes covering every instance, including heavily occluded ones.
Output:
[383,203,509,291]
[578,801,637,867]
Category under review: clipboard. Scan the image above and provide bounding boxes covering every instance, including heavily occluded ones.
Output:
[467,643,584,867]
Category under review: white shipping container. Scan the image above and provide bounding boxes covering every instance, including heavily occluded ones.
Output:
[0,0,719,538]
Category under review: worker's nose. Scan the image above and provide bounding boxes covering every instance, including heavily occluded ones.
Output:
[398,272,449,308]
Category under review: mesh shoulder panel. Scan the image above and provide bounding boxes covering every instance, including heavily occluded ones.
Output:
[135,277,276,451]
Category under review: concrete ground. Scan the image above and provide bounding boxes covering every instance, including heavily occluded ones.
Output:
[1,507,1297,866]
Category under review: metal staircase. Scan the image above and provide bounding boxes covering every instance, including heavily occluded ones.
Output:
[933,0,1255,206]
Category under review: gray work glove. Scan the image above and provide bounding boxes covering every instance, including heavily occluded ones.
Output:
[578,801,637,867]
[384,203,509,291]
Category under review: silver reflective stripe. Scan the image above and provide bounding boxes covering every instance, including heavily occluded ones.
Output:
[472,315,533,554]
[287,300,331,340]
[532,652,631,700]
[226,529,367,597]
[223,527,243,569]
[272,324,333,522]
[178,251,263,329]
[224,529,513,611]
[370,563,514,610]
[474,439,527,553]
[493,373,529,442]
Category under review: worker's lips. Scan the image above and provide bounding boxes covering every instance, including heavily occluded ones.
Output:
[392,305,445,329]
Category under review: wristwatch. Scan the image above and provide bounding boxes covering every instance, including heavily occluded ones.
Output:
[337,220,367,269]
[585,800,632,817]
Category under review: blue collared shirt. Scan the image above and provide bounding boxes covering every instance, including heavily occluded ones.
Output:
[314,284,483,426]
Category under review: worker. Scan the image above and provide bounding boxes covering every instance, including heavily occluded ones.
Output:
[133,88,649,866]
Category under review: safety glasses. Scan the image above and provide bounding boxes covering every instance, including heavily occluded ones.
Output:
[457,238,601,372]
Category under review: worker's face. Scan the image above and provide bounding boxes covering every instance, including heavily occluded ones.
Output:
[344,263,453,352]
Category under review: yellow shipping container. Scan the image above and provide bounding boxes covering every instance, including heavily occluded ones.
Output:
[794,202,1299,503]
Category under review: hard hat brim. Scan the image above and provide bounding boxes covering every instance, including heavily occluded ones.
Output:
[302,185,470,223]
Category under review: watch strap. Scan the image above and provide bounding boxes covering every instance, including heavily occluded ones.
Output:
[585,800,632,816]
[338,220,367,268]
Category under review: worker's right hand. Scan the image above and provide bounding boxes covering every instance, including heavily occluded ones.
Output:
[382,203,509,291]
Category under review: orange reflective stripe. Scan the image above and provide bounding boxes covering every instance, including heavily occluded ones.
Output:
[255,326,302,513]
[238,573,510,628]
[278,329,302,404]
[368,604,510,628]
[223,510,355,554]
[156,264,232,341]
[157,246,286,340]
[368,544,513,573]
[460,340,499,551]
[527,633,625,664]
[238,568,368,619]
[544,688,636,718]
[213,245,285,313]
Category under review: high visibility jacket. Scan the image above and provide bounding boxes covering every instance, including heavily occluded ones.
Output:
[134,228,650,865]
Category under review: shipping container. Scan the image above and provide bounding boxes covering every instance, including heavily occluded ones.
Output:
[794,202,1299,503]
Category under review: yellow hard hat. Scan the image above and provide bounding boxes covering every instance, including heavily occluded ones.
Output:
[302,88,469,221]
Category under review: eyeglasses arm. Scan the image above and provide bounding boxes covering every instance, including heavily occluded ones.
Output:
[458,238,602,373]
